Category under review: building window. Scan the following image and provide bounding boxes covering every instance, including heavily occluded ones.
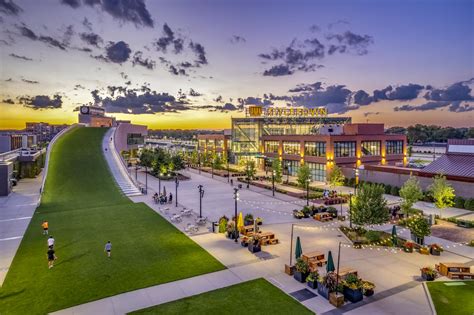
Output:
[334,141,356,157]
[127,133,144,145]
[361,141,381,156]
[264,141,279,153]
[306,162,326,182]
[206,140,215,150]
[216,140,224,149]
[198,139,206,149]
[284,160,300,176]
[304,142,326,157]
[386,140,403,155]
[283,141,300,155]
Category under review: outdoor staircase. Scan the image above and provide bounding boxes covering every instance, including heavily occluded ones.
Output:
[103,128,142,197]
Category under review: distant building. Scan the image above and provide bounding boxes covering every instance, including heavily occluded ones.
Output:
[114,122,148,153]
[0,134,37,153]
[78,105,115,127]
[25,122,69,143]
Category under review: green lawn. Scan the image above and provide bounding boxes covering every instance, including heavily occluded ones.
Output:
[130,278,314,315]
[0,127,224,314]
[427,281,474,315]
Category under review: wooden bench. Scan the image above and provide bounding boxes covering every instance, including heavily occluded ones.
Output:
[438,262,472,279]
[337,267,357,281]
[447,272,474,279]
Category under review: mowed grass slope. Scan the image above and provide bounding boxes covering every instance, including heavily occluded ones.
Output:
[130,278,314,315]
[0,127,224,315]
[427,281,474,315]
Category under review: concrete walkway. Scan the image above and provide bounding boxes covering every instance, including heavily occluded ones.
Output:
[102,128,141,196]
[0,174,42,286]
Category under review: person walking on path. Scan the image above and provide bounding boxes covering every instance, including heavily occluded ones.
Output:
[47,236,55,249]
[42,220,49,235]
[104,241,112,258]
[47,247,57,269]
[169,192,173,204]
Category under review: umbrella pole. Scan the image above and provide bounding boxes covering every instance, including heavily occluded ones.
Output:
[335,242,341,290]
[289,224,294,266]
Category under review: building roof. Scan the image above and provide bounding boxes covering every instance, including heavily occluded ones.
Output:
[422,153,474,178]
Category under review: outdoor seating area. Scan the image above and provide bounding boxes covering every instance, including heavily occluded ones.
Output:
[293,205,338,220]
[436,263,474,279]
[314,212,333,222]
[302,251,327,271]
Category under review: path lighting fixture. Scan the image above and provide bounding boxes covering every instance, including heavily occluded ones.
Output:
[233,188,239,243]
[306,178,311,206]
[272,170,276,196]
[198,184,205,218]
[175,176,179,207]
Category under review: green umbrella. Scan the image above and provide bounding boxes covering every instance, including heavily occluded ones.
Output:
[295,236,303,260]
[391,225,397,247]
[326,250,335,273]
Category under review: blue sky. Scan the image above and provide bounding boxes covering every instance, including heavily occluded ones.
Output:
[1,0,473,129]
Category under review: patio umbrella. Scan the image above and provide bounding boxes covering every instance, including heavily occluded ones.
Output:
[295,236,303,260]
[163,186,166,196]
[391,225,397,247]
[237,212,244,232]
[326,250,335,273]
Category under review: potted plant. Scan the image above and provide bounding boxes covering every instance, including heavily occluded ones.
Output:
[244,213,254,226]
[293,258,309,283]
[420,267,437,281]
[419,246,430,255]
[306,270,319,289]
[429,243,443,256]
[240,236,249,247]
[317,272,336,300]
[362,280,375,296]
[327,206,338,218]
[301,206,311,218]
[255,217,263,225]
[403,241,415,253]
[342,274,363,303]
[218,216,228,233]
[293,209,304,219]
[248,235,261,253]
[409,216,431,245]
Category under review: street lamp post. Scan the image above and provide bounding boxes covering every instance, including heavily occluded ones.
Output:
[175,176,179,207]
[198,152,201,174]
[286,162,290,184]
[306,178,311,206]
[145,166,148,195]
[135,164,138,181]
[198,184,204,218]
[233,188,239,243]
[158,173,163,195]
[272,170,275,196]
[349,192,353,228]
[227,153,230,183]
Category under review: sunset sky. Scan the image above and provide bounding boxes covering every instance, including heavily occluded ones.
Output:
[1,0,473,130]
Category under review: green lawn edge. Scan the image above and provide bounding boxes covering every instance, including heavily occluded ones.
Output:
[427,281,474,315]
[0,127,225,315]
[129,278,315,315]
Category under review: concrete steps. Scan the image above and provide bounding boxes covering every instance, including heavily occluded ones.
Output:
[102,128,142,197]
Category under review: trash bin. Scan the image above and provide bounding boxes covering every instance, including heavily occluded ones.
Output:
[212,221,219,233]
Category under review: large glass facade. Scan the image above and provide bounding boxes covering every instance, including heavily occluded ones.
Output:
[361,141,381,156]
[206,139,215,150]
[232,120,261,165]
[304,142,326,157]
[216,139,224,149]
[198,139,206,149]
[306,162,326,182]
[283,141,300,155]
[264,141,279,153]
[284,160,300,176]
[334,141,356,157]
[386,140,403,155]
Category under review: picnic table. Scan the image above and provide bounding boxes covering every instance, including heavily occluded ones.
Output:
[241,225,254,236]
[313,212,333,222]
[436,262,473,279]
[302,251,326,271]
[336,267,357,280]
[259,232,279,245]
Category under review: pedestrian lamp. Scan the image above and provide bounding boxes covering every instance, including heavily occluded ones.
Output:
[306,178,311,206]
[145,165,148,195]
[349,192,353,228]
[233,188,239,243]
[272,170,276,196]
[175,176,179,207]
[227,153,230,183]
[198,184,204,218]
[198,152,201,174]
[286,162,290,183]
[159,172,163,195]
[353,167,359,195]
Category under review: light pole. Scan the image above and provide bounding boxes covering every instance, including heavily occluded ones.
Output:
[175,176,179,207]
[198,152,201,174]
[233,188,239,243]
[286,162,290,183]
[353,167,359,195]
[145,165,148,195]
[349,192,353,228]
[272,170,276,196]
[227,153,230,183]
[306,178,311,206]
[135,164,138,181]
[198,184,204,218]
[159,172,163,195]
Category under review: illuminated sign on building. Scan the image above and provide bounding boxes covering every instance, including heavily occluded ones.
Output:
[246,106,328,118]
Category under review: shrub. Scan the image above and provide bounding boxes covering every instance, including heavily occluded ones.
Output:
[218,216,229,233]
[464,198,474,211]
[422,191,434,202]
[384,184,392,195]
[295,258,309,273]
[454,196,465,209]
[244,213,254,222]
[390,186,400,196]
[365,230,381,243]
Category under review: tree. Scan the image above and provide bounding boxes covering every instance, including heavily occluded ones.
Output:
[212,154,223,170]
[271,158,282,183]
[297,164,311,188]
[408,216,431,240]
[399,175,423,217]
[138,148,154,167]
[351,183,389,225]
[327,165,345,188]
[429,174,455,218]
[245,160,256,187]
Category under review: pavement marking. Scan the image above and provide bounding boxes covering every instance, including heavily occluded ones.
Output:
[0,216,32,223]
[0,236,23,242]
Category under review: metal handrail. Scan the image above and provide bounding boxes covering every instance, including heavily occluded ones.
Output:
[0,148,21,161]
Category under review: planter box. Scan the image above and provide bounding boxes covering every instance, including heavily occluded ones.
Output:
[364,289,374,297]
[317,282,330,300]
[329,292,344,307]
[244,220,254,226]
[293,271,309,283]
[240,241,248,247]
[248,243,261,253]
[421,272,435,281]
[307,280,317,289]
[419,248,430,255]
[430,248,441,256]
[403,247,413,253]
[285,264,295,276]
[343,287,363,303]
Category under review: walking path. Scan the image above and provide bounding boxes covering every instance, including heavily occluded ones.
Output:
[0,174,42,286]
[102,128,141,197]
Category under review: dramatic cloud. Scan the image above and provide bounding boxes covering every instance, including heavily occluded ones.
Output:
[18,94,63,109]
[0,0,22,16]
[16,24,37,40]
[263,64,293,76]
[168,65,186,76]
[153,23,184,54]
[387,84,424,100]
[394,101,450,112]
[131,51,155,70]
[353,90,373,105]
[189,88,202,97]
[289,82,322,93]
[326,31,373,55]
[230,35,246,44]
[105,41,131,63]
[189,41,207,65]
[21,78,39,84]
[61,0,154,28]
[16,24,67,50]
[240,97,273,106]
[448,101,474,112]
[2,98,15,104]
[424,80,473,102]
[82,17,93,31]
[9,53,33,61]
[214,95,223,103]
[80,32,103,47]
